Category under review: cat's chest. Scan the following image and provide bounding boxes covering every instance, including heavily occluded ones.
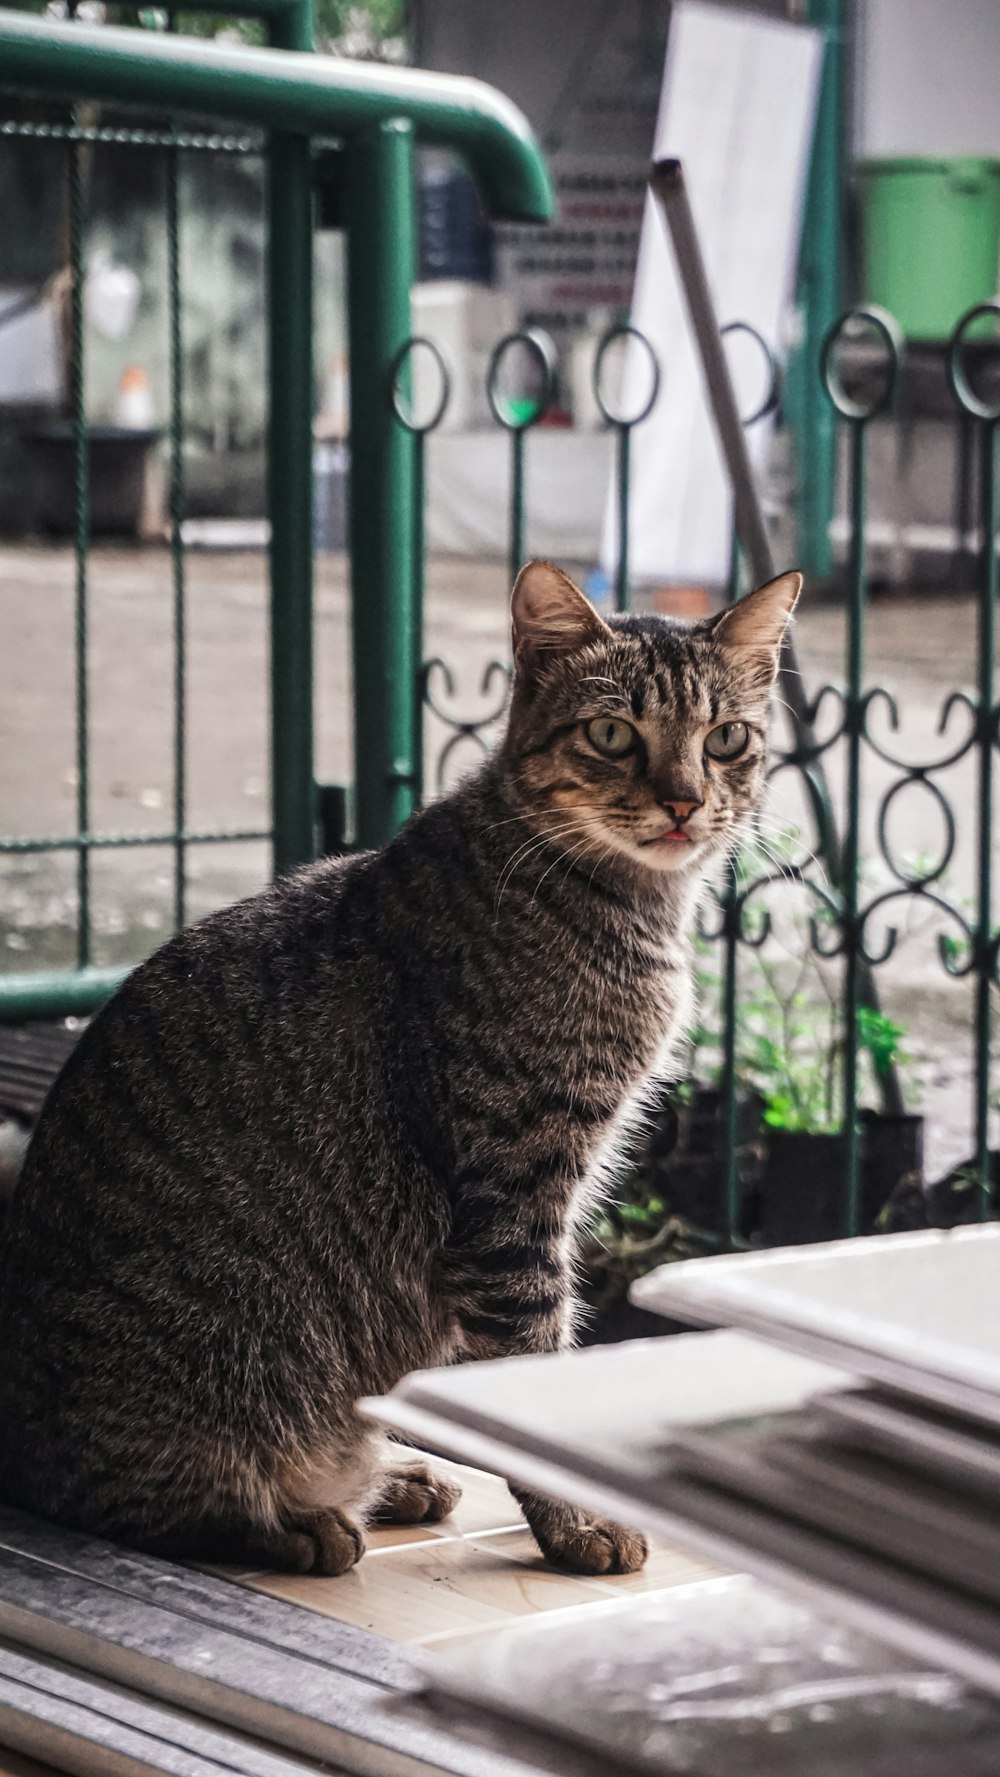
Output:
[558,934,690,1076]
[513,941,692,1147]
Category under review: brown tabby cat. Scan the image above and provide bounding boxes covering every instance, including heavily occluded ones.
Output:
[0,561,799,1577]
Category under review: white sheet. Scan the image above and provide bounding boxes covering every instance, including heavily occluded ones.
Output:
[602,1,822,587]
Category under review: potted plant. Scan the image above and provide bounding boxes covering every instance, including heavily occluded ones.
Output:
[578,1183,718,1345]
[647,1081,764,1233]
[628,935,766,1239]
[750,1002,923,1245]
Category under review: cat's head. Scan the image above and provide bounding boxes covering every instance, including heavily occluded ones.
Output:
[501,560,800,881]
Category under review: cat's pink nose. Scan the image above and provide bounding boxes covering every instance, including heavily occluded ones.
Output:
[661,798,701,823]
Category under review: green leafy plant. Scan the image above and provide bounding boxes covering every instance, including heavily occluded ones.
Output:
[753,1005,911,1133]
[857,1005,908,1079]
[688,826,920,1135]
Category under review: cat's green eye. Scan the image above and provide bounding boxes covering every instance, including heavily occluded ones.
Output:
[586,716,637,758]
[705,721,750,761]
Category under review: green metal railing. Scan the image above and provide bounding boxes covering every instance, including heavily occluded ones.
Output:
[2,7,996,1246]
[0,3,551,1016]
[395,299,999,1240]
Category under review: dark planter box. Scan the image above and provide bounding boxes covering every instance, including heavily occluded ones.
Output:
[24,423,160,536]
[580,1102,926,1342]
[579,1085,762,1344]
[861,1108,924,1220]
[758,1111,925,1246]
[647,1085,764,1235]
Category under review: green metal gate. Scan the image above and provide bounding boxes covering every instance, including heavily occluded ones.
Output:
[0,1,551,1017]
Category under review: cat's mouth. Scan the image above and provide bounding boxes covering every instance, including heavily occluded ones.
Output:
[640,827,696,850]
[634,823,706,870]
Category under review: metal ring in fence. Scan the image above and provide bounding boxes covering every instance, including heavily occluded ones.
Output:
[592,323,661,427]
[389,335,451,434]
[487,328,557,431]
[720,320,781,425]
[876,772,956,890]
[948,300,1000,421]
[821,304,904,420]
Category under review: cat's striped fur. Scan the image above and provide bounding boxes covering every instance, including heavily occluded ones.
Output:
[0,563,799,1576]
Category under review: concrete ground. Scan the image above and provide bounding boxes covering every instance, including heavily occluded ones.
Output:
[0,541,994,1180]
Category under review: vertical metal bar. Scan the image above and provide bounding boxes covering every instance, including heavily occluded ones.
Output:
[68,119,91,970]
[720,533,741,1242]
[510,426,525,589]
[412,429,426,807]
[841,416,867,1235]
[787,0,843,580]
[651,163,773,580]
[165,69,187,931]
[615,425,631,613]
[268,0,316,876]
[974,418,997,1213]
[720,867,741,1244]
[346,117,417,850]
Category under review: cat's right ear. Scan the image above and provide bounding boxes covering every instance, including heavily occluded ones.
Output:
[511,561,611,675]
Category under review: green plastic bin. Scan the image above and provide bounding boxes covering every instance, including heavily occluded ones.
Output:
[858,156,1000,340]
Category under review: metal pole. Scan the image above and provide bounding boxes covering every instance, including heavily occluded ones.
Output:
[841,417,867,1233]
[165,86,188,931]
[650,159,838,859]
[974,419,997,1212]
[268,0,316,876]
[615,425,631,613]
[68,119,91,970]
[412,428,426,809]
[649,158,903,1117]
[346,117,417,851]
[788,0,844,582]
[510,427,525,592]
[651,162,775,581]
[0,11,554,226]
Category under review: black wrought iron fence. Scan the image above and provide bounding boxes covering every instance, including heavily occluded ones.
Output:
[400,297,1000,1253]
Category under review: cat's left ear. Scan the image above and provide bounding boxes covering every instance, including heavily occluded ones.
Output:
[511,560,611,675]
[712,571,802,670]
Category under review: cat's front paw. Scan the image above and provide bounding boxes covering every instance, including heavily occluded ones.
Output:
[542,1513,648,1575]
[291,1508,366,1576]
[514,1488,648,1574]
[372,1461,463,1526]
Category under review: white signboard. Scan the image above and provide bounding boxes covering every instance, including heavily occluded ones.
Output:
[0,292,61,406]
[602,1,822,587]
[495,153,646,340]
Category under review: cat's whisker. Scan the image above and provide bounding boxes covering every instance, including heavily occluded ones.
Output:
[495,818,602,913]
[584,837,619,900]
[768,694,802,722]
[744,831,812,894]
[528,824,605,903]
[495,830,577,906]
[751,811,822,881]
[578,675,625,695]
